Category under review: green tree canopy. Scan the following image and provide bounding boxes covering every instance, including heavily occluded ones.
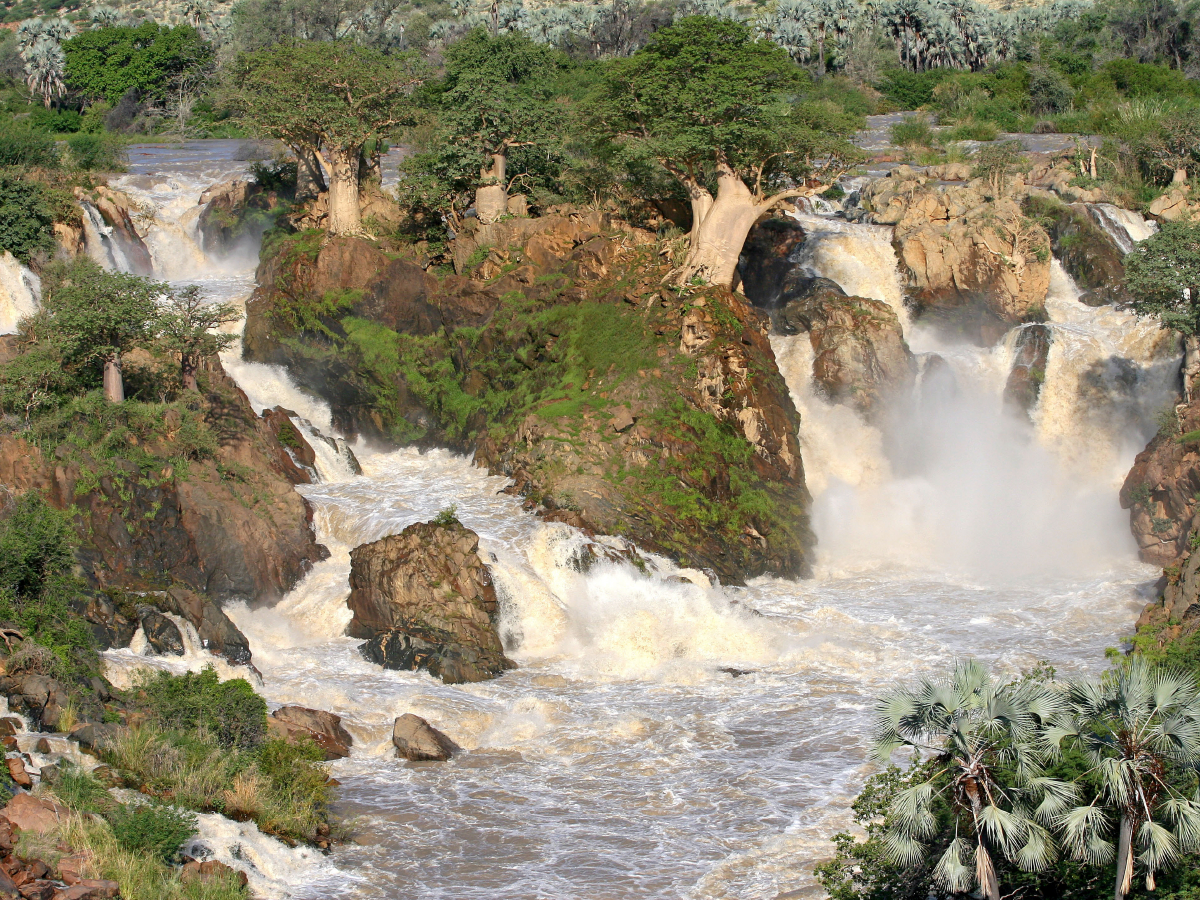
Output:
[1125,223,1200,335]
[408,29,570,223]
[586,16,858,286]
[40,258,164,402]
[228,40,425,234]
[63,23,211,103]
[0,174,55,264]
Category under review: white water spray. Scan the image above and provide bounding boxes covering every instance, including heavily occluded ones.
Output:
[0,252,39,335]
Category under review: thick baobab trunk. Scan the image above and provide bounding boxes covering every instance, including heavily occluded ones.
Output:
[181,353,199,392]
[1115,815,1134,900]
[325,146,363,236]
[103,354,124,403]
[1184,335,1200,404]
[475,153,508,225]
[294,145,326,202]
[676,169,770,288]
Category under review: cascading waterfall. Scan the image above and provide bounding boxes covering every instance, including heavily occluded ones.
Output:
[79,201,134,272]
[1087,202,1158,254]
[0,252,40,335]
[101,143,1166,899]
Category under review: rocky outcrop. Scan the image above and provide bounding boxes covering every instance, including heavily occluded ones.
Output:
[736,218,808,307]
[244,214,814,582]
[1024,194,1130,306]
[0,363,326,607]
[260,407,316,485]
[268,706,352,759]
[1120,392,1199,568]
[198,178,291,257]
[1148,186,1199,223]
[775,277,915,420]
[348,521,513,684]
[76,186,153,275]
[392,713,458,761]
[863,169,1051,343]
[1003,324,1052,417]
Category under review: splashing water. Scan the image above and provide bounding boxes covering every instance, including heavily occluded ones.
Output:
[0,252,39,335]
[102,143,1164,899]
[1087,203,1158,255]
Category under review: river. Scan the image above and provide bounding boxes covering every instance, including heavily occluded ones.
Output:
[93,140,1174,899]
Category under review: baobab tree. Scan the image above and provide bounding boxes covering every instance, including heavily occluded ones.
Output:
[229,41,426,235]
[588,17,858,287]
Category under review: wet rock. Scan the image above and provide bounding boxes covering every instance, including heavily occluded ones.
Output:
[268,706,352,760]
[1003,324,1052,417]
[1024,194,1130,306]
[260,407,316,485]
[82,597,136,651]
[7,676,69,732]
[0,360,328,607]
[776,278,915,420]
[737,217,808,308]
[79,186,153,276]
[69,723,121,754]
[3,761,28,790]
[151,586,252,666]
[348,521,514,684]
[181,859,248,887]
[53,881,120,900]
[136,608,184,656]
[20,880,55,900]
[392,714,458,761]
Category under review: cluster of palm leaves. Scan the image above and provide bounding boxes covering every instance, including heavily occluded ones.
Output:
[16,18,73,108]
[873,658,1200,900]
[420,0,1084,70]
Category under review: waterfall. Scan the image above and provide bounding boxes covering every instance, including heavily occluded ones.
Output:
[79,201,133,272]
[1086,203,1158,255]
[105,142,1167,900]
[0,252,40,335]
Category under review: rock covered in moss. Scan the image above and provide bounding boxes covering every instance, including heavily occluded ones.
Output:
[347,521,513,684]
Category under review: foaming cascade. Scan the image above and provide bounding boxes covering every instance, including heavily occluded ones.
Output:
[1087,203,1158,254]
[0,252,39,334]
[774,232,1173,579]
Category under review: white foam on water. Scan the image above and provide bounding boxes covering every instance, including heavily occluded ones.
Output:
[116,143,1166,900]
[0,252,39,335]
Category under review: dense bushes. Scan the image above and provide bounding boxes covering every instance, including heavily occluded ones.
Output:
[0,493,98,683]
[0,173,56,263]
[136,667,267,749]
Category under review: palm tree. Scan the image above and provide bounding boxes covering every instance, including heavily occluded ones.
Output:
[872,660,1074,900]
[1050,659,1200,900]
[89,5,124,28]
[23,38,65,109]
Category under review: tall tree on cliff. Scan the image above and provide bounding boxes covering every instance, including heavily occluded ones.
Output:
[158,286,239,391]
[586,17,858,287]
[408,29,568,224]
[1125,222,1200,401]
[40,258,162,403]
[228,41,425,235]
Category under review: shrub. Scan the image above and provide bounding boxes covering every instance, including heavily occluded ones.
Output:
[27,107,82,134]
[890,115,935,147]
[1029,67,1074,115]
[105,803,197,864]
[0,126,59,168]
[66,133,127,171]
[136,667,267,749]
[248,157,297,193]
[431,504,461,527]
[0,174,56,263]
[946,119,999,141]
[876,68,950,109]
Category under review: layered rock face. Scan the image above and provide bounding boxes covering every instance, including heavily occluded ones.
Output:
[0,363,326,611]
[244,213,814,583]
[1023,194,1131,307]
[862,169,1052,343]
[347,521,513,684]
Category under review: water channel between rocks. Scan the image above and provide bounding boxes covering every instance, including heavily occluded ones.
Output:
[98,141,1167,899]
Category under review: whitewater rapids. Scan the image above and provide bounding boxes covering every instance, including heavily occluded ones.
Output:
[101,142,1165,899]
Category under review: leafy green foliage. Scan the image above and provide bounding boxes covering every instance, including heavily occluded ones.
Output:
[0,492,98,683]
[63,24,211,103]
[0,125,59,168]
[135,666,267,749]
[404,29,570,216]
[1125,223,1200,335]
[66,133,127,171]
[431,505,461,527]
[106,802,197,863]
[227,40,425,158]
[0,173,55,263]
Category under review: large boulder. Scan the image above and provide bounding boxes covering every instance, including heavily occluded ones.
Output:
[268,706,352,760]
[392,713,458,761]
[776,277,915,420]
[863,173,1051,343]
[737,217,808,308]
[347,521,514,684]
[1003,324,1052,417]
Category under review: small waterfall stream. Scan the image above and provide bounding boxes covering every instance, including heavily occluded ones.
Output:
[94,144,1166,899]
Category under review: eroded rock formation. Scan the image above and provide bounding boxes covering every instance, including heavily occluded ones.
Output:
[347,520,513,684]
